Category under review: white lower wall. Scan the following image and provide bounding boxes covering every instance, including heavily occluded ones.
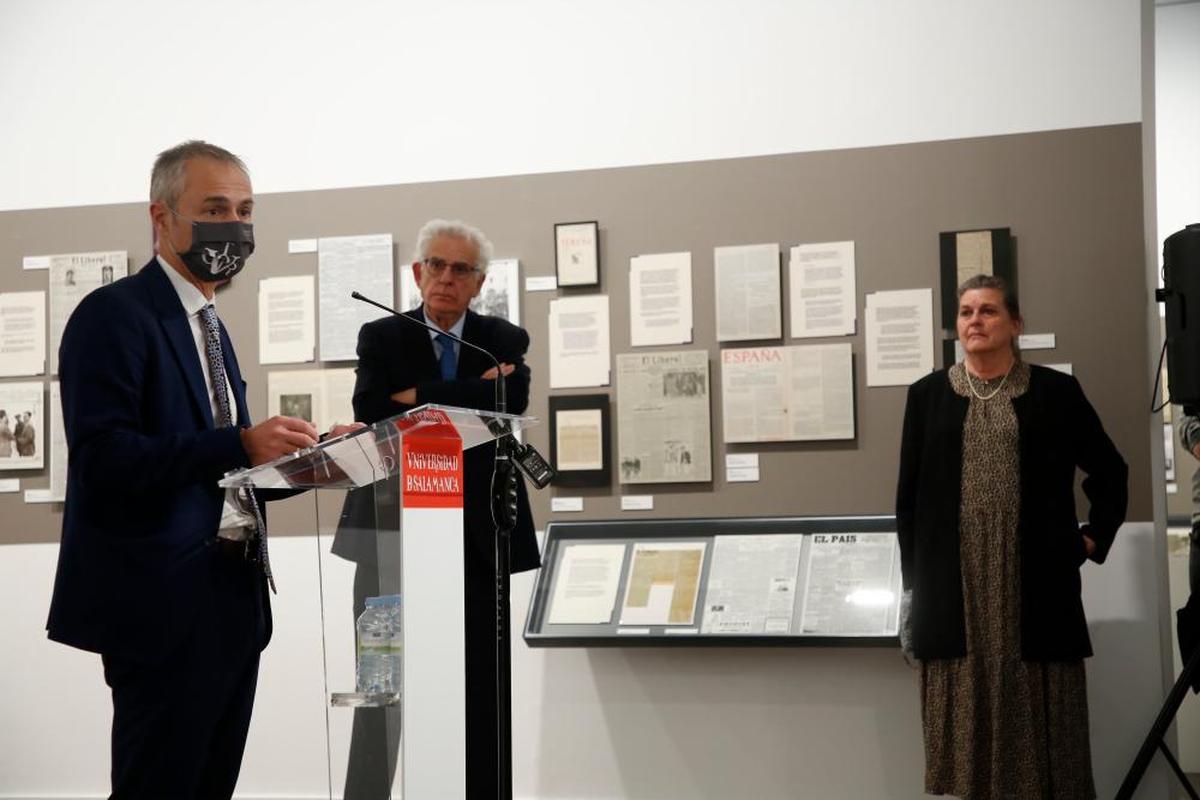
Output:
[0,522,1171,799]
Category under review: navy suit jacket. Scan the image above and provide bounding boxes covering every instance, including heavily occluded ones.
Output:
[47,259,270,662]
[345,307,540,573]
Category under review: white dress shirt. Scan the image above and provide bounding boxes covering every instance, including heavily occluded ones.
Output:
[159,256,255,538]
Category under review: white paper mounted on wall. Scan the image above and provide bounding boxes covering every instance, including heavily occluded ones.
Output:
[714,243,781,342]
[864,288,934,386]
[0,291,46,377]
[629,252,692,346]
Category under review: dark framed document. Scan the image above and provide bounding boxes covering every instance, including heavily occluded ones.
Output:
[938,227,1014,330]
[554,221,600,287]
[549,393,610,487]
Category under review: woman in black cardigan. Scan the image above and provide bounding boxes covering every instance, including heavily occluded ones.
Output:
[896,275,1127,799]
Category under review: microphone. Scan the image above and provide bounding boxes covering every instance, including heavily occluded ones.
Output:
[349,291,554,489]
[352,290,507,413]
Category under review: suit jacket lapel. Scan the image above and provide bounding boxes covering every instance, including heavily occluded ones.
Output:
[458,311,486,379]
[144,260,215,429]
[404,308,439,376]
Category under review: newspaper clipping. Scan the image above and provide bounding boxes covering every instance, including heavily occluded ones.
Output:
[616,350,712,484]
[49,251,128,374]
[701,534,803,634]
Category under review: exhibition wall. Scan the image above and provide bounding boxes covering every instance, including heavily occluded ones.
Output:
[0,1,1172,798]
[0,125,1167,799]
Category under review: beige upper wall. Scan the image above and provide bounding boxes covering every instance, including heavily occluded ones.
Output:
[0,0,1142,211]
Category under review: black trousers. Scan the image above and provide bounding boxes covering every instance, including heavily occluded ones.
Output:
[102,545,267,800]
[345,542,503,800]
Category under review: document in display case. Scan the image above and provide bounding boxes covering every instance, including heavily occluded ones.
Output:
[524,515,901,647]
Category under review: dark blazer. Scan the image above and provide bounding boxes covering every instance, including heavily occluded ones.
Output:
[46,259,269,662]
[348,307,539,573]
[896,364,1128,661]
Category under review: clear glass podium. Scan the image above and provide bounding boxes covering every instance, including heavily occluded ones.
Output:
[220,404,536,799]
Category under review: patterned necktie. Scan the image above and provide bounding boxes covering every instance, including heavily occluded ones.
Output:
[436,333,457,381]
[199,304,275,592]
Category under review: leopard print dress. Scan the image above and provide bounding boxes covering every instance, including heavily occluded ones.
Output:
[920,362,1095,799]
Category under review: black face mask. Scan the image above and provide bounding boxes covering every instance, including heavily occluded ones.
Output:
[168,210,255,282]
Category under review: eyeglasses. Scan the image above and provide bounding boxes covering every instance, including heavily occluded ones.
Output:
[423,257,479,279]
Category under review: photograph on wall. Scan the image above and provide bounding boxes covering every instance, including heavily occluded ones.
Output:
[0,382,45,471]
[616,350,712,484]
[267,368,356,434]
[549,394,610,488]
[48,250,128,374]
[619,541,707,626]
[470,257,520,324]
[938,227,1013,330]
[554,221,600,287]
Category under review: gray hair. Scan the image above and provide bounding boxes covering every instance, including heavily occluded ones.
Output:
[150,140,249,208]
[957,273,1022,356]
[956,273,1021,321]
[413,219,493,275]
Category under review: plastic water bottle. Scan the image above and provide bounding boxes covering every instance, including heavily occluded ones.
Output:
[356,594,402,694]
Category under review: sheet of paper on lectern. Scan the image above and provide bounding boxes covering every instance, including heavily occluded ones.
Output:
[721,343,854,443]
[789,241,856,338]
[549,295,611,388]
[714,243,781,342]
[0,291,46,377]
[547,543,627,625]
[258,275,315,365]
[629,252,692,346]
[619,541,707,626]
[865,288,934,386]
[318,234,393,361]
[616,350,711,484]
[48,251,127,374]
[701,534,803,634]
[800,533,899,636]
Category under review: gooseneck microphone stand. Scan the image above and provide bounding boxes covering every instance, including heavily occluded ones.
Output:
[351,292,518,800]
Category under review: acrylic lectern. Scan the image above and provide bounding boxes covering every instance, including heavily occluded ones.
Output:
[220,404,536,799]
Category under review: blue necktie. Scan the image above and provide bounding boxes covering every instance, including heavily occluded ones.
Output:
[199,304,275,593]
[436,333,457,381]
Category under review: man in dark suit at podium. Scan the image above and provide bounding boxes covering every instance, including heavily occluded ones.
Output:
[349,218,539,798]
[45,141,330,799]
